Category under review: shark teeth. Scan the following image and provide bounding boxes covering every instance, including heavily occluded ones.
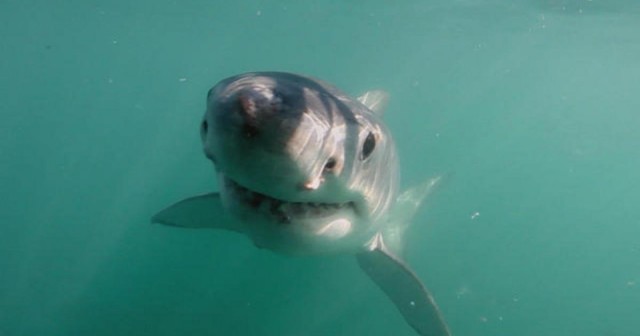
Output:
[224,178,354,223]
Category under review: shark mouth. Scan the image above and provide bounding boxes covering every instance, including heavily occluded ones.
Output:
[223,177,356,224]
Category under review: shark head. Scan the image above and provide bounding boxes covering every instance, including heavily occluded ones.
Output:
[201,72,399,253]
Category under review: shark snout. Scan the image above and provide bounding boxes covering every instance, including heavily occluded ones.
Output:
[233,87,284,136]
[300,176,324,191]
[238,88,279,119]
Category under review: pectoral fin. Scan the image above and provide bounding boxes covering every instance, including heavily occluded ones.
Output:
[357,90,389,115]
[151,193,240,232]
[356,235,451,336]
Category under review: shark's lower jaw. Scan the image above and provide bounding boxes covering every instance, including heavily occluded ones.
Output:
[222,177,356,224]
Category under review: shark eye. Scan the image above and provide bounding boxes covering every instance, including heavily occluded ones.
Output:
[361,132,376,160]
[201,120,208,135]
[324,158,337,171]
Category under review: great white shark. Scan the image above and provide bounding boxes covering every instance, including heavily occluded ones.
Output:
[152,72,451,336]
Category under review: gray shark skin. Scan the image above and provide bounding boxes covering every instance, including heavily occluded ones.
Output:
[152,72,451,336]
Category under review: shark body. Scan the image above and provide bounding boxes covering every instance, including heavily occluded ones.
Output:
[153,72,451,336]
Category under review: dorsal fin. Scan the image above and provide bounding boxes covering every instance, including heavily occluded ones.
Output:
[393,176,442,227]
[380,176,443,256]
[357,90,389,115]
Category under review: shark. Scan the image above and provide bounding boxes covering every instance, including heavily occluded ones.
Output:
[152,72,451,336]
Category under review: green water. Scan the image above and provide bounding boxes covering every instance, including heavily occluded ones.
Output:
[2,1,639,335]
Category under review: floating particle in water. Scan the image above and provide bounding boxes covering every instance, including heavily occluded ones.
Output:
[471,212,480,220]
[456,285,471,299]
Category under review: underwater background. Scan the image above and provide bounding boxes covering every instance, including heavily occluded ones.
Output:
[2,1,640,335]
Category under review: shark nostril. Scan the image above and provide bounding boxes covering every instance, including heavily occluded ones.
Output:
[300,177,324,191]
[242,122,259,138]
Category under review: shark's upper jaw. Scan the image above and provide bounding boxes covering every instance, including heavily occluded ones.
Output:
[222,176,358,225]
